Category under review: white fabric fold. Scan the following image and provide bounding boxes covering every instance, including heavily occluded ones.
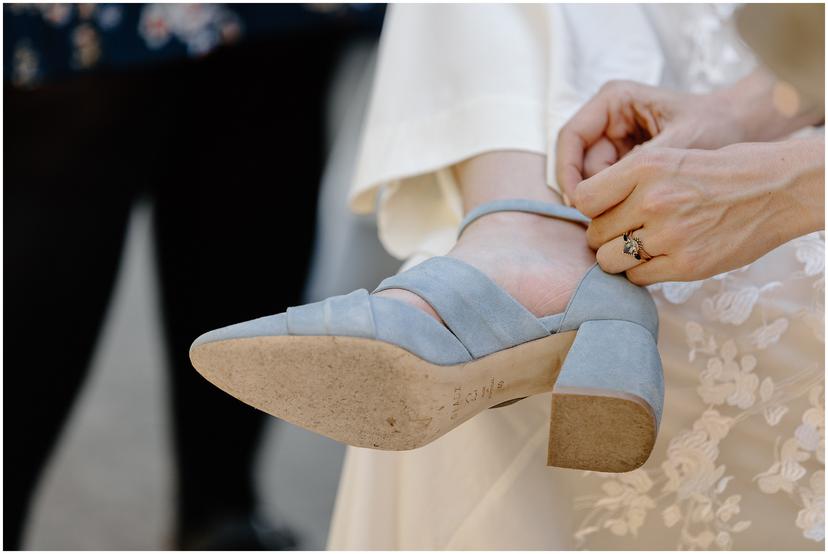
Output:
[348,4,668,261]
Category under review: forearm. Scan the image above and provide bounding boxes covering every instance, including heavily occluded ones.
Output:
[714,68,824,143]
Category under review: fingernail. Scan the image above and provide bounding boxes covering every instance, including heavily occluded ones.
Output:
[562,192,572,207]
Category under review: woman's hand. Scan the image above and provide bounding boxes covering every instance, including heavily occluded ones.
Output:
[572,136,824,285]
[555,70,825,201]
[555,80,747,200]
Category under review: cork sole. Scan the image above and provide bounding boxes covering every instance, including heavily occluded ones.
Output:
[548,389,657,472]
[190,332,656,471]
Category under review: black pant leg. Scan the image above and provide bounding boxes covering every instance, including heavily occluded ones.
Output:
[3,77,136,549]
[150,34,339,542]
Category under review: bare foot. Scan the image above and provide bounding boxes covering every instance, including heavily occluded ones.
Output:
[374,210,595,323]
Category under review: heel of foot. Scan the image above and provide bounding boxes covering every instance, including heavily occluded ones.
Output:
[547,389,656,473]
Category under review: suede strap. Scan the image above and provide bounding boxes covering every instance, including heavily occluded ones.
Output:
[373,257,548,359]
[458,198,590,238]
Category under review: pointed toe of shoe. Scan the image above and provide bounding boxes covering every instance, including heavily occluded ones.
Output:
[190,312,288,352]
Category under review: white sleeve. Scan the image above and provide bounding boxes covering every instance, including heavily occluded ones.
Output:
[350,4,550,214]
[348,4,664,259]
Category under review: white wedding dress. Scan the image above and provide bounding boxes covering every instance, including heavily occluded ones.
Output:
[326,4,825,549]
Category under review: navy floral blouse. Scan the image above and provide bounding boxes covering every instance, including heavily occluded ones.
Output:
[4,3,385,87]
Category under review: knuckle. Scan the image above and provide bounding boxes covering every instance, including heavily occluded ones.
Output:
[598,80,619,94]
[639,188,672,216]
[600,79,634,96]
[635,148,671,174]
[638,181,703,220]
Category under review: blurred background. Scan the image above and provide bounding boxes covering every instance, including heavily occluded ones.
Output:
[4,4,400,549]
[5,3,826,551]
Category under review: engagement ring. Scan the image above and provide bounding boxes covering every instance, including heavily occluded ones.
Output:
[622,230,653,261]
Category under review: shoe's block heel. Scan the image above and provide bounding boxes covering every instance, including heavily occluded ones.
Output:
[547,319,663,473]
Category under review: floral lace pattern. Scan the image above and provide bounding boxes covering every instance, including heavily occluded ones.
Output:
[674,3,752,93]
[570,5,824,547]
[573,233,825,550]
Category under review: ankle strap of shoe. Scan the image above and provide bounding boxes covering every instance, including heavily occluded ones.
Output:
[458,198,591,238]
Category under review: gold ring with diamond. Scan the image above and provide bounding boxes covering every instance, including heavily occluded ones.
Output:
[622,230,653,262]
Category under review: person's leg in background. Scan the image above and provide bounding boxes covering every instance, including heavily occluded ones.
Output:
[3,77,137,549]
[151,33,343,549]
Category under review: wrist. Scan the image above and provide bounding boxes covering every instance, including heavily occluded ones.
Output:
[708,86,753,144]
[710,139,823,247]
[766,137,824,240]
[789,136,825,235]
[709,72,780,143]
[713,69,825,143]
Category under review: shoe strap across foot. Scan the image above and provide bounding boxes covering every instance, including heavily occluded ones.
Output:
[457,199,657,337]
[374,256,548,359]
[374,199,657,361]
[458,198,590,238]
[374,200,590,360]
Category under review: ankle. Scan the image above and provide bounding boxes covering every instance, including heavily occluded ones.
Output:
[448,211,595,318]
[461,210,575,236]
[453,210,591,263]
[374,208,595,322]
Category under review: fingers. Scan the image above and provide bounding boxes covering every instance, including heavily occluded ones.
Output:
[555,93,613,198]
[595,228,663,274]
[584,186,645,249]
[556,80,672,209]
[555,130,588,201]
[596,235,643,274]
[631,100,663,138]
[596,231,675,286]
[575,145,678,219]
[625,256,675,286]
[572,152,640,218]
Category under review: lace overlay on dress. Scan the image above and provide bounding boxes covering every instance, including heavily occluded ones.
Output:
[571,7,824,547]
[573,233,825,549]
[330,4,823,550]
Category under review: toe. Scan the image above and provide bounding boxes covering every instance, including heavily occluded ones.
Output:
[190,313,288,351]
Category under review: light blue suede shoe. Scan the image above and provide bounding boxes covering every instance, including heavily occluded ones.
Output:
[190,199,663,472]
